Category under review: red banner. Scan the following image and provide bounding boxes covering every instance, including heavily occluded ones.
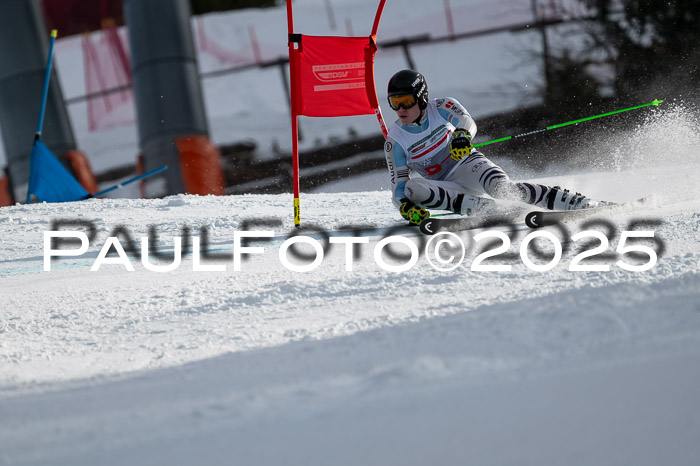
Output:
[291,35,378,118]
[286,0,387,226]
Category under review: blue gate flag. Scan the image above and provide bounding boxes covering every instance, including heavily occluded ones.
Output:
[26,140,89,203]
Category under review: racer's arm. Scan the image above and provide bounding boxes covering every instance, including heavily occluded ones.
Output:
[383,136,410,208]
[437,97,477,138]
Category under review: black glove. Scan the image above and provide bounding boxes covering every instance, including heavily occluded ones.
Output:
[449,128,473,161]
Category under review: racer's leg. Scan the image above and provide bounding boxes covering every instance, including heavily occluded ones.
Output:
[403,176,494,215]
[447,151,603,210]
[403,178,469,212]
[446,151,549,205]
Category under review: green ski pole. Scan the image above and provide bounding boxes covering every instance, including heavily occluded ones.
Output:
[474,99,664,148]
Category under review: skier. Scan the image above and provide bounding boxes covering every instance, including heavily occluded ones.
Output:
[383,69,605,225]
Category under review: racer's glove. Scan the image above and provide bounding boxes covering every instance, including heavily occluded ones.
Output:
[399,199,430,226]
[399,199,414,220]
[449,128,473,161]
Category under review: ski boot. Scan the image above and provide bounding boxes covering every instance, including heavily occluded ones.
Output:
[546,186,611,211]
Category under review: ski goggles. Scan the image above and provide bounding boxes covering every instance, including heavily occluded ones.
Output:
[388,93,418,110]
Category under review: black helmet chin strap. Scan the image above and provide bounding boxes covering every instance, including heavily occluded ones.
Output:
[412,109,425,126]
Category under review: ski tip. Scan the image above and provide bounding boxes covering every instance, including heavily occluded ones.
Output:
[525,211,543,229]
[652,99,664,106]
[420,219,437,235]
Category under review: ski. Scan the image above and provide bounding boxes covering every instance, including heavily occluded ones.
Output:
[524,197,649,229]
[419,209,525,234]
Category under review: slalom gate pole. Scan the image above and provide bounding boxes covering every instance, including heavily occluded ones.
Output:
[473,99,664,148]
[286,0,301,228]
[86,165,167,199]
[27,29,58,204]
[34,30,58,142]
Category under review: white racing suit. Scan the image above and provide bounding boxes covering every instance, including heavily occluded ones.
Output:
[384,98,590,214]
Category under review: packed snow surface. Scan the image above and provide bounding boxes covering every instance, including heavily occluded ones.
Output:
[1,104,700,465]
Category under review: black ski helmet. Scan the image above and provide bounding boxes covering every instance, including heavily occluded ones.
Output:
[387,69,429,110]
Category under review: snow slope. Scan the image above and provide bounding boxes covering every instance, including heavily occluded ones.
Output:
[1,105,699,465]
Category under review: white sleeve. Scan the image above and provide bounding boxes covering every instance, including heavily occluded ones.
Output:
[383,135,410,208]
[436,97,477,138]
